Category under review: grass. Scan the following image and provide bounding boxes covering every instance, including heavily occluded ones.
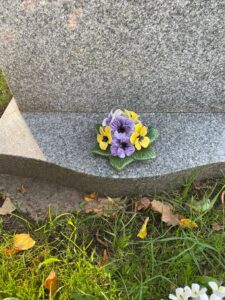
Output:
[1,177,225,299]
[0,69,12,113]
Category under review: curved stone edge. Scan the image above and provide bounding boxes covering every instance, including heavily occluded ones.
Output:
[0,154,225,196]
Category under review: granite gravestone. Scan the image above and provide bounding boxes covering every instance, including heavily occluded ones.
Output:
[0,0,225,195]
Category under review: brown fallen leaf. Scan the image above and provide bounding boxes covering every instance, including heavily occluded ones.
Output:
[0,197,16,215]
[44,269,58,297]
[84,196,124,218]
[4,248,20,256]
[150,200,180,226]
[100,249,109,266]
[17,184,26,194]
[84,192,97,202]
[212,222,224,231]
[14,233,36,250]
[221,190,225,207]
[134,197,151,211]
[179,218,198,229]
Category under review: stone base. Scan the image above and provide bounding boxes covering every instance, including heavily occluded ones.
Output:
[1,98,225,195]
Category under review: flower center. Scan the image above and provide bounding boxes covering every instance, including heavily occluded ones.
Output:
[121,142,127,149]
[118,126,125,133]
[102,136,108,142]
[138,135,144,141]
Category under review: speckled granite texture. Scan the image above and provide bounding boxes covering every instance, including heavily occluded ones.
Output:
[1,0,225,112]
[1,100,225,195]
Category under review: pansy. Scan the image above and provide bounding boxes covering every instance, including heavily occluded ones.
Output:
[208,282,225,298]
[102,109,122,126]
[123,109,140,122]
[97,126,112,150]
[110,133,135,158]
[130,123,150,150]
[110,115,134,136]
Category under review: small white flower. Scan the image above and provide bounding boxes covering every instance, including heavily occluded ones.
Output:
[190,283,208,299]
[209,294,222,300]
[208,282,225,298]
[169,287,191,300]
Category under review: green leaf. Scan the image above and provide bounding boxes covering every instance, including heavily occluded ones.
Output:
[95,123,102,134]
[38,257,62,270]
[109,156,134,171]
[148,127,159,144]
[92,144,111,157]
[132,147,156,161]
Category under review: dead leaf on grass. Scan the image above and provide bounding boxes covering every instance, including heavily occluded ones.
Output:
[100,249,109,266]
[0,197,16,215]
[84,196,124,217]
[179,218,198,229]
[137,217,149,239]
[221,190,225,207]
[84,192,97,202]
[14,233,36,250]
[17,184,26,193]
[134,197,151,211]
[96,229,108,247]
[212,222,224,231]
[150,200,181,226]
[44,269,58,296]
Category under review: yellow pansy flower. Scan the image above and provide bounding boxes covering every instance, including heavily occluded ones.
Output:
[137,217,149,239]
[130,123,150,151]
[124,109,140,122]
[97,126,112,150]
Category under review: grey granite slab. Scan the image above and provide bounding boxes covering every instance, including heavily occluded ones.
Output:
[1,0,225,112]
[1,99,225,195]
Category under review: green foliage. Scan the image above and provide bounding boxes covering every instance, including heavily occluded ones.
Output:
[109,156,134,171]
[0,70,12,112]
[1,178,225,299]
[132,146,156,161]
[92,144,111,157]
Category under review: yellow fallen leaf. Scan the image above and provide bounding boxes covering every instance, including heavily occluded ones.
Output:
[179,218,198,229]
[100,249,109,266]
[84,192,97,202]
[44,269,58,296]
[0,197,16,215]
[14,233,36,250]
[151,200,180,226]
[137,217,149,239]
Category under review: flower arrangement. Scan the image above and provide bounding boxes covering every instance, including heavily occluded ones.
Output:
[92,109,159,171]
[168,281,225,300]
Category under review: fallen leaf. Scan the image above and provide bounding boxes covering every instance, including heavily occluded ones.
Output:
[190,197,211,213]
[100,249,109,266]
[14,233,36,250]
[0,197,16,215]
[4,248,20,256]
[17,184,26,193]
[134,197,151,211]
[150,200,180,226]
[221,190,225,207]
[44,269,58,296]
[84,192,97,202]
[137,217,149,239]
[84,196,124,217]
[179,218,198,229]
[212,222,224,231]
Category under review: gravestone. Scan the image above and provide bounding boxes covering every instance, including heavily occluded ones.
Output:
[0,0,225,195]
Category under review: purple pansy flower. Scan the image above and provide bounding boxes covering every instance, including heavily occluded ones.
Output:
[110,134,135,158]
[110,116,134,136]
[102,113,112,126]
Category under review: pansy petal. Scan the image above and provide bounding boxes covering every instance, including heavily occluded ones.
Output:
[135,140,141,150]
[169,294,177,300]
[140,136,150,148]
[97,134,102,143]
[135,123,142,133]
[100,126,104,135]
[130,132,138,144]
[140,126,148,137]
[99,142,108,150]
